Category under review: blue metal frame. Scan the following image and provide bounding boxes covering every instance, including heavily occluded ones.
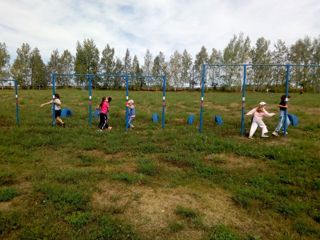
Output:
[162,75,167,129]
[125,74,129,130]
[283,64,290,137]
[201,63,320,135]
[51,73,56,126]
[88,74,93,127]
[199,64,206,133]
[240,64,247,136]
[0,80,20,126]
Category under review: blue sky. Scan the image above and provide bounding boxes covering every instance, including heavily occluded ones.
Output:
[1,0,319,63]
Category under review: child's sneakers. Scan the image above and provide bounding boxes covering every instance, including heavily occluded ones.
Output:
[261,134,269,138]
[272,131,279,137]
[248,136,254,139]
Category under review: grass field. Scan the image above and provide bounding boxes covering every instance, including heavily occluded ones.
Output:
[0,89,320,240]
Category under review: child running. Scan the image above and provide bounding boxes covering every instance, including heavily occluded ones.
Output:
[40,93,65,127]
[98,96,112,131]
[272,95,291,136]
[246,102,275,139]
[127,99,136,128]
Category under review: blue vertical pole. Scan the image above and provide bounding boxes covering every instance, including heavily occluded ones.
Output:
[14,80,20,126]
[199,64,206,133]
[52,73,56,126]
[284,64,290,137]
[88,74,93,127]
[162,75,166,129]
[125,74,129,130]
[240,64,247,136]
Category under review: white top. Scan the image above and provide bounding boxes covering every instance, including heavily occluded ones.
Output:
[53,99,61,110]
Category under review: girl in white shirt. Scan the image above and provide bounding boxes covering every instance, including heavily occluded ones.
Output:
[246,102,275,139]
[41,93,65,127]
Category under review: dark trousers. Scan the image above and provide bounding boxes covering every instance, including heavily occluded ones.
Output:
[99,113,108,129]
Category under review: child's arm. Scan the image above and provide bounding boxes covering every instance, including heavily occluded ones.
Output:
[278,104,287,108]
[263,110,276,117]
[40,100,53,107]
[246,107,256,116]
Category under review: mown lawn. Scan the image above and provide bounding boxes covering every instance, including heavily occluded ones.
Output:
[0,89,319,240]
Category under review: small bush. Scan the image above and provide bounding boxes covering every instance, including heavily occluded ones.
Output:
[111,172,144,184]
[168,220,184,232]
[0,187,19,202]
[175,205,198,219]
[0,171,15,185]
[97,215,140,240]
[137,159,159,176]
[35,183,89,211]
[293,220,318,236]
[207,224,240,240]
[65,211,91,229]
[0,211,21,236]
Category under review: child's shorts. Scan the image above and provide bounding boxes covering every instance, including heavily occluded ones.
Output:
[55,110,61,117]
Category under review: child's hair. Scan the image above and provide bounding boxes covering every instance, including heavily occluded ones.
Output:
[54,93,60,99]
[256,105,265,113]
[100,97,106,107]
[107,96,112,103]
[280,95,290,101]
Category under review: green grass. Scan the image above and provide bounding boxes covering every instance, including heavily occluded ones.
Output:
[0,89,320,239]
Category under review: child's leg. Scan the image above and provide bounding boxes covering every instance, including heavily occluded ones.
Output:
[99,113,104,129]
[128,117,134,127]
[257,119,268,135]
[249,121,258,137]
[56,117,64,125]
[101,114,107,130]
[275,111,285,132]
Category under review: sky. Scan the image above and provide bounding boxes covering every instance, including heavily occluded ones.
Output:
[1,0,319,63]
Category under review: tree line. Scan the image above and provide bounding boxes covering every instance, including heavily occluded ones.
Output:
[0,33,320,92]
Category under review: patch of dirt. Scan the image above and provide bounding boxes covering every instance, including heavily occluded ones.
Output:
[204,153,266,170]
[92,180,271,239]
[86,150,128,161]
[0,201,12,211]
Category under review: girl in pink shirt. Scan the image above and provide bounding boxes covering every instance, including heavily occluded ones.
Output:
[98,96,112,131]
[246,102,275,139]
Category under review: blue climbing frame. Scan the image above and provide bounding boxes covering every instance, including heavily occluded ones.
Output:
[51,73,167,130]
[125,74,167,130]
[0,80,20,126]
[200,63,320,136]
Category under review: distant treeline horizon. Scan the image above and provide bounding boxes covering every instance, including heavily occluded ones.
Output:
[0,33,320,92]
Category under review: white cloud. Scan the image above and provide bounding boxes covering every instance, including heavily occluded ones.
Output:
[0,0,319,63]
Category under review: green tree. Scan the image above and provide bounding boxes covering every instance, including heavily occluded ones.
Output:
[47,49,62,86]
[311,37,320,92]
[289,37,313,89]
[60,50,74,86]
[181,49,193,88]
[113,58,123,88]
[100,44,115,88]
[11,43,32,88]
[272,40,289,91]
[75,39,99,85]
[208,48,222,88]
[194,46,208,87]
[0,42,10,80]
[152,51,166,87]
[30,47,46,89]
[169,50,183,89]
[223,33,251,89]
[131,55,143,89]
[123,48,131,73]
[250,37,272,91]
[143,49,153,88]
